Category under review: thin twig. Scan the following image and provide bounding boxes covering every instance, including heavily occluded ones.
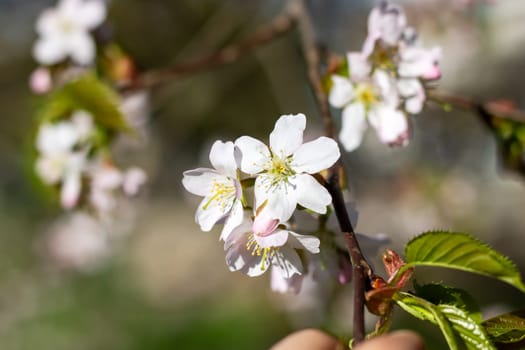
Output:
[121,4,297,91]
[429,90,525,123]
[293,0,371,343]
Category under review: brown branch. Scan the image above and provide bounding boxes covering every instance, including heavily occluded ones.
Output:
[293,0,371,343]
[121,3,297,91]
[429,90,525,123]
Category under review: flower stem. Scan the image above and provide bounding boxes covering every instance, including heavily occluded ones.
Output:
[122,4,297,91]
[292,0,372,343]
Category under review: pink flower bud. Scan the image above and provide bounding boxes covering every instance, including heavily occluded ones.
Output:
[252,210,279,237]
[29,67,52,94]
[422,65,441,80]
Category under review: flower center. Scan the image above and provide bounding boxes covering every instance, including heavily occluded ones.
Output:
[267,155,294,178]
[202,179,235,210]
[246,234,278,271]
[59,18,76,33]
[355,83,378,108]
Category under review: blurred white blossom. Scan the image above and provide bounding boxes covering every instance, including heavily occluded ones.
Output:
[329,1,441,152]
[33,0,106,65]
[35,111,94,209]
[42,211,110,272]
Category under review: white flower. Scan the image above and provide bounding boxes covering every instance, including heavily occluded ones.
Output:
[398,46,442,80]
[224,215,320,279]
[235,114,340,222]
[89,163,124,213]
[89,162,147,214]
[182,140,244,240]
[42,211,110,272]
[33,0,106,65]
[367,1,407,47]
[329,57,408,151]
[35,112,94,208]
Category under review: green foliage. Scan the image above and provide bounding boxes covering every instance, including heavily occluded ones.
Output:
[395,292,495,350]
[479,108,525,176]
[483,310,525,345]
[413,282,481,323]
[39,73,129,132]
[403,231,525,292]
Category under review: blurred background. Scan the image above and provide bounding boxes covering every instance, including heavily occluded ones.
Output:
[1,0,525,349]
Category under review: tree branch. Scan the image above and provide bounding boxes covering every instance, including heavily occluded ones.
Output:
[121,3,297,91]
[429,90,525,123]
[293,0,372,343]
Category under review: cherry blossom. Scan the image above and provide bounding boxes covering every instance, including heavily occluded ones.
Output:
[224,214,320,280]
[182,140,244,239]
[33,0,106,65]
[35,111,94,208]
[89,161,147,215]
[329,59,408,151]
[329,1,441,151]
[235,114,340,222]
[41,211,110,272]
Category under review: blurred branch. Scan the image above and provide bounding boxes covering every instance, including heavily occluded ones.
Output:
[429,90,525,123]
[121,3,297,91]
[293,0,371,344]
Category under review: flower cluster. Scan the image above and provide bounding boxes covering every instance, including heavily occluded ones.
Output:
[35,112,147,214]
[329,1,442,152]
[183,114,385,293]
[30,0,107,94]
[30,0,151,271]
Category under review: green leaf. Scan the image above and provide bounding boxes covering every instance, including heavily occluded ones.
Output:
[40,73,129,132]
[439,305,495,350]
[414,282,481,323]
[395,292,496,350]
[483,310,525,344]
[394,292,461,349]
[404,231,525,293]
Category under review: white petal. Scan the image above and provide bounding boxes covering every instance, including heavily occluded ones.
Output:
[61,170,82,209]
[374,70,399,106]
[272,246,303,279]
[289,232,320,254]
[35,156,63,184]
[293,174,332,214]
[291,137,340,174]
[271,267,304,294]
[405,95,424,114]
[254,175,297,222]
[368,2,406,46]
[35,9,61,36]
[225,222,270,277]
[225,230,263,275]
[339,102,368,152]
[329,75,354,108]
[123,167,147,196]
[369,106,408,144]
[255,229,289,248]
[67,32,96,65]
[235,136,270,174]
[196,195,230,232]
[76,0,106,29]
[269,114,306,158]
[182,168,220,197]
[209,140,237,179]
[348,52,371,81]
[33,37,68,65]
[220,200,244,241]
